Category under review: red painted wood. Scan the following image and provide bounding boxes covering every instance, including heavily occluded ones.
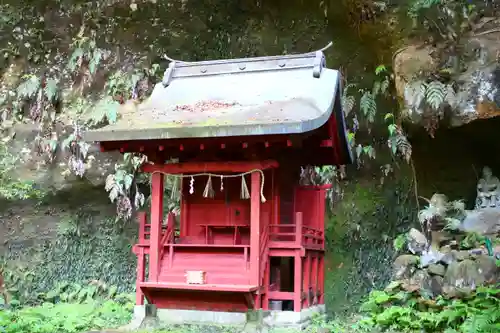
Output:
[268,291,294,301]
[149,172,164,282]
[303,255,310,308]
[130,160,331,312]
[135,246,145,305]
[318,256,325,304]
[250,172,261,286]
[141,282,258,292]
[295,212,303,248]
[180,180,188,238]
[141,288,252,312]
[312,255,319,305]
[262,258,270,310]
[293,253,302,312]
[141,160,278,174]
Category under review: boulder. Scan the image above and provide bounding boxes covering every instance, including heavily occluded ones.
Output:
[393,255,419,280]
[443,256,498,297]
[428,263,446,276]
[420,248,445,267]
[430,275,444,296]
[402,270,433,295]
[393,18,500,128]
[407,228,428,254]
[440,250,473,266]
[459,208,500,235]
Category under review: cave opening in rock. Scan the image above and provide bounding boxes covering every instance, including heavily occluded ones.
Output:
[411,117,500,208]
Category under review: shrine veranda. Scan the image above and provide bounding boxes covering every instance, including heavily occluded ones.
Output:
[84,50,353,329]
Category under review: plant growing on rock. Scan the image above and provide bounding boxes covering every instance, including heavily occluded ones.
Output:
[417,193,466,238]
[358,285,500,332]
[105,153,146,220]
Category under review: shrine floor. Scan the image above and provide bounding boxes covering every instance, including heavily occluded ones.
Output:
[126,304,326,331]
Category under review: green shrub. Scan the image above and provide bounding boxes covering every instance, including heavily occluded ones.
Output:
[357,286,500,332]
[0,298,133,333]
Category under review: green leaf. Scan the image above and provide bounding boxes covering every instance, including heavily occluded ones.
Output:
[86,97,120,126]
[124,174,133,191]
[380,76,390,95]
[68,47,84,71]
[89,49,103,74]
[43,78,59,101]
[372,81,381,96]
[17,76,41,98]
[425,80,446,111]
[384,113,394,121]
[363,145,375,159]
[355,144,362,158]
[389,136,397,155]
[375,65,386,75]
[360,91,377,123]
[388,123,397,136]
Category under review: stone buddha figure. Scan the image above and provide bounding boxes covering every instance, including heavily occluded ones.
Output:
[476,166,500,209]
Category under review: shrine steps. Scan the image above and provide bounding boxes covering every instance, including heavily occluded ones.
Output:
[139,282,257,313]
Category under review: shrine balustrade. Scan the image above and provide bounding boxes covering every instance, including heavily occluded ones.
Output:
[268,212,325,250]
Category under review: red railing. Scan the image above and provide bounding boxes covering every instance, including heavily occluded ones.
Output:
[268,212,324,249]
[134,211,177,305]
[159,212,176,260]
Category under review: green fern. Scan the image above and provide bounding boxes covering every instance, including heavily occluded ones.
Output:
[424,80,447,111]
[404,80,426,111]
[89,48,103,74]
[380,76,390,95]
[86,96,119,127]
[360,91,377,122]
[43,78,59,101]
[408,0,442,18]
[341,83,356,116]
[67,47,84,72]
[17,75,41,98]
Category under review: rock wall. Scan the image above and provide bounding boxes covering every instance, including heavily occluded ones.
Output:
[394,17,500,128]
[393,228,499,298]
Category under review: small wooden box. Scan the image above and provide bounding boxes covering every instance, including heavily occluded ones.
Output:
[185,270,206,284]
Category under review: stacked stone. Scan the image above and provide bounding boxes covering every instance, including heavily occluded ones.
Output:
[390,228,499,298]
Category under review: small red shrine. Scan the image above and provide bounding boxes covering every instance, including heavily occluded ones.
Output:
[84,48,352,325]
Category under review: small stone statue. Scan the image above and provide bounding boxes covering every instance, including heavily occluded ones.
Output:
[476,166,500,209]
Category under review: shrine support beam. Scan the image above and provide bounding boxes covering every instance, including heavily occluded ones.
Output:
[149,172,164,282]
[250,171,261,286]
[141,160,279,174]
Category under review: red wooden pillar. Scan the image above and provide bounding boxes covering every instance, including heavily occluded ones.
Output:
[136,247,145,305]
[250,171,261,286]
[318,256,325,304]
[149,172,164,282]
[295,212,303,247]
[303,254,311,309]
[311,255,318,305]
[293,253,302,312]
[135,212,147,305]
[180,178,188,237]
[262,258,271,310]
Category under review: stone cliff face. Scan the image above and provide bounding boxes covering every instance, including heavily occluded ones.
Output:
[394,17,500,129]
[2,0,396,193]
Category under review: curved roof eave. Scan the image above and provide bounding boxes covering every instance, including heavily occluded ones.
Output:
[83,52,346,144]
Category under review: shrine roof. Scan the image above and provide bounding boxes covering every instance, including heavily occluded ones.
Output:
[83,50,347,143]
